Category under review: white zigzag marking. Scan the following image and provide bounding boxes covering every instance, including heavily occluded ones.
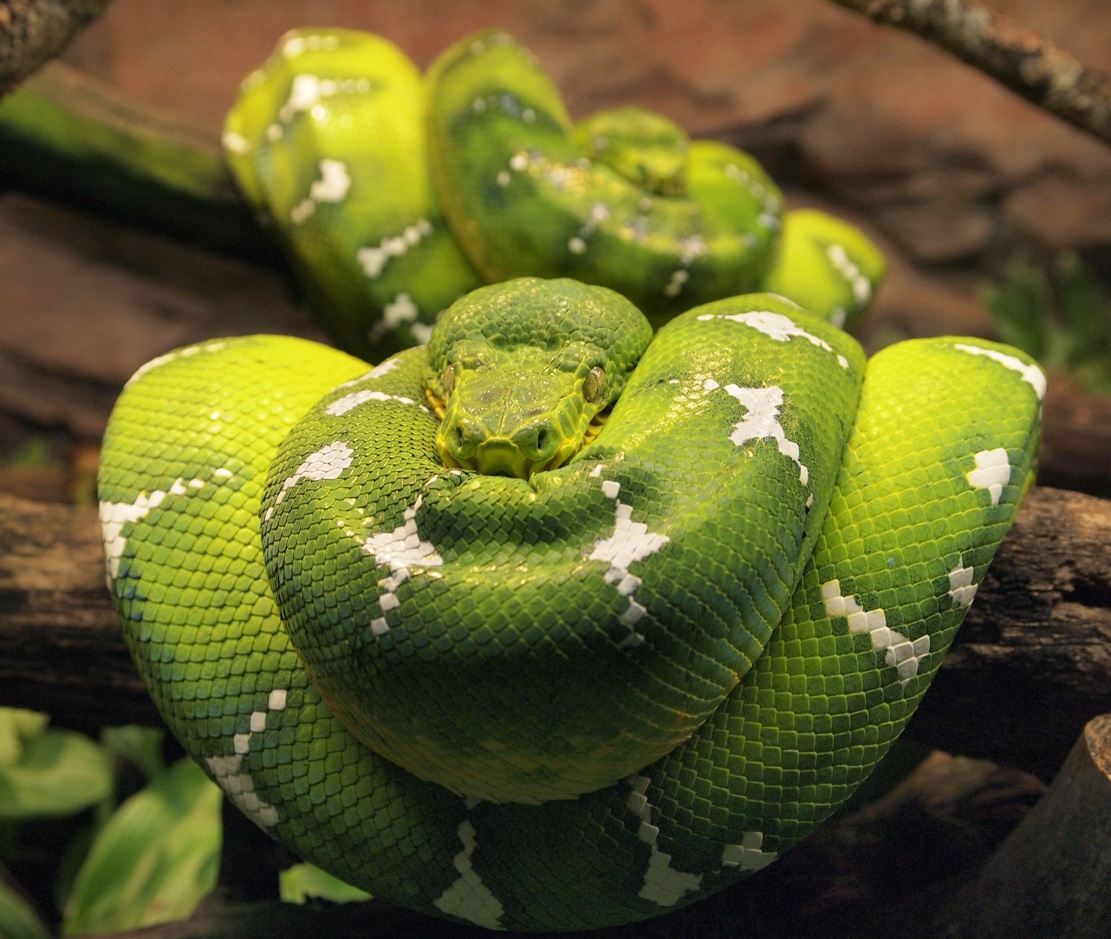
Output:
[588,480,669,647]
[357,219,433,279]
[625,776,703,906]
[267,441,354,521]
[697,310,830,350]
[124,341,227,388]
[99,488,169,583]
[822,580,930,686]
[205,688,288,829]
[954,344,1047,400]
[363,496,443,636]
[704,380,812,503]
[99,467,230,583]
[948,556,978,607]
[826,244,873,307]
[721,831,778,872]
[326,388,428,416]
[432,820,505,929]
[967,448,1011,507]
[290,158,351,224]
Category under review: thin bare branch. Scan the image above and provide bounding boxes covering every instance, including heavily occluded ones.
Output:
[828,0,1111,145]
[0,0,114,98]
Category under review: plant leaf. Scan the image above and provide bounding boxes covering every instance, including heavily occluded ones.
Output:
[61,758,222,936]
[0,723,113,820]
[0,710,50,769]
[981,258,1051,362]
[0,877,51,939]
[99,726,165,782]
[279,863,372,905]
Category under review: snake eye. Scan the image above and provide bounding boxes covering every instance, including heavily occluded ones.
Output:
[583,366,606,404]
[442,364,456,397]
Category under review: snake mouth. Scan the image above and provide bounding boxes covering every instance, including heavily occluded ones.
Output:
[435,410,612,479]
[470,438,534,478]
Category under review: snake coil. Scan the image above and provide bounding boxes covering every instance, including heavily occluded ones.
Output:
[222,27,886,360]
[100,274,1042,929]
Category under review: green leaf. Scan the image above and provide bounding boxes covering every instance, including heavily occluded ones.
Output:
[0,720,113,820]
[280,863,372,905]
[0,710,50,769]
[61,758,222,936]
[1055,252,1111,371]
[981,258,1051,361]
[99,726,165,781]
[0,878,51,939]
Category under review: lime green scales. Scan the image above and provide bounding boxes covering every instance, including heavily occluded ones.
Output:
[222,27,885,360]
[97,25,1045,933]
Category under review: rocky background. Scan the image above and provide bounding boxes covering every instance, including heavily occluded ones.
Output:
[1,0,1110,500]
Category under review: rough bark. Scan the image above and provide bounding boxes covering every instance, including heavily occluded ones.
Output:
[906,485,1111,779]
[928,713,1111,939]
[0,489,157,729]
[828,0,1111,145]
[0,0,114,98]
[1,485,1108,775]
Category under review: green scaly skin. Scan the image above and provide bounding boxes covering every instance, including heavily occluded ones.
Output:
[223,27,887,359]
[99,278,1042,931]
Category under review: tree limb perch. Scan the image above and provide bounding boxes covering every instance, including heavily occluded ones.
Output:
[828,0,1111,145]
[0,0,114,99]
[1,486,1109,777]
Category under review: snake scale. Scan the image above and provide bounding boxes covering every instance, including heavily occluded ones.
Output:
[97,25,1044,934]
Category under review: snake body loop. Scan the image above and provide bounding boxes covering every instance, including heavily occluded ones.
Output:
[100,275,1042,930]
[223,28,887,359]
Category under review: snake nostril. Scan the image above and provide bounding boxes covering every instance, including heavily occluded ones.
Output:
[515,421,558,460]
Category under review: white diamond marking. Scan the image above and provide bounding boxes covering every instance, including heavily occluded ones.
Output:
[967,448,1011,506]
[948,557,978,607]
[588,483,669,647]
[625,776,703,906]
[822,580,930,686]
[432,820,505,929]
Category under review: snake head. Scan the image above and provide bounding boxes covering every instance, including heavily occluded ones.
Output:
[424,277,652,479]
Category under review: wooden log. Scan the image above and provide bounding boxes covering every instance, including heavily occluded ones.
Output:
[906,485,1111,780]
[0,0,114,99]
[928,713,1111,939]
[0,489,157,729]
[0,485,1109,777]
[0,62,279,266]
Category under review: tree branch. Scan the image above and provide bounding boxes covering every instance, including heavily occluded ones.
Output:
[828,0,1111,145]
[1,486,1109,777]
[0,62,279,264]
[0,0,115,99]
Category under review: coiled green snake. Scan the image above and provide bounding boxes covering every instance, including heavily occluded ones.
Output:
[96,25,1044,934]
[221,27,885,361]
[99,276,1042,929]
